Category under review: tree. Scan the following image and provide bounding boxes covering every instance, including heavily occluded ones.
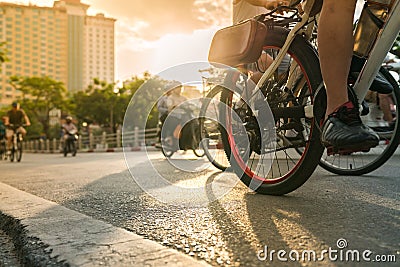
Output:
[122,73,168,129]
[72,78,131,133]
[72,73,169,133]
[9,76,66,138]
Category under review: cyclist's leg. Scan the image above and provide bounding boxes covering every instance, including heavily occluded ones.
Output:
[318,0,379,153]
[378,93,395,122]
[318,0,356,116]
[17,126,27,139]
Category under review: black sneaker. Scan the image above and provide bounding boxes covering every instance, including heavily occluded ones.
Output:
[321,101,379,155]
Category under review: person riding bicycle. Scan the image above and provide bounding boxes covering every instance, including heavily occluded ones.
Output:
[5,101,31,152]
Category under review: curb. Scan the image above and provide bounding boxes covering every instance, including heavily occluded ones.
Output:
[0,182,210,267]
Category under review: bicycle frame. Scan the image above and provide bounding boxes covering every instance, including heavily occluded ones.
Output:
[354,0,400,104]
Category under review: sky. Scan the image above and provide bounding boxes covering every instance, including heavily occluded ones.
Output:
[3,0,365,82]
[3,0,232,81]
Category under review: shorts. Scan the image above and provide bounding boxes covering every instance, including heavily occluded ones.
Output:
[6,127,26,138]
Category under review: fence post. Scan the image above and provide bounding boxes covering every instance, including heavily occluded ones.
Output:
[46,139,50,153]
[101,132,107,149]
[34,140,38,153]
[78,136,82,150]
[53,138,57,153]
[116,129,121,148]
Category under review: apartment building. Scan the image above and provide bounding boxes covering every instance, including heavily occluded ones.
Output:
[84,13,115,90]
[0,2,68,106]
[0,0,116,106]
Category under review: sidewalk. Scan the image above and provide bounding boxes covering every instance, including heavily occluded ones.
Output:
[0,182,210,267]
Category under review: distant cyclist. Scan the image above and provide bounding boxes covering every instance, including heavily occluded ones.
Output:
[5,101,31,152]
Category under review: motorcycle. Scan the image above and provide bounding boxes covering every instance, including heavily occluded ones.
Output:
[63,129,78,157]
[160,101,205,158]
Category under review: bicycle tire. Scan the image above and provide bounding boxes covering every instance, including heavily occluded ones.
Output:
[16,136,22,162]
[199,85,231,171]
[319,67,400,175]
[193,147,206,157]
[191,124,206,157]
[219,27,324,195]
[161,136,175,158]
[10,146,14,162]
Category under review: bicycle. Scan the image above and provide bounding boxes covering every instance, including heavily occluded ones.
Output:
[210,0,400,195]
[6,124,25,162]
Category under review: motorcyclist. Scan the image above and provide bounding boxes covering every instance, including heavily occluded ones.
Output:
[62,116,78,141]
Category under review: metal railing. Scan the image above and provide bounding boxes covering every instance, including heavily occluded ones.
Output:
[22,127,159,153]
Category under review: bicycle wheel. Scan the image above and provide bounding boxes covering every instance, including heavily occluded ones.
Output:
[319,67,400,175]
[161,136,175,158]
[16,137,22,162]
[199,85,231,171]
[220,27,324,195]
[193,146,206,157]
[10,144,15,162]
[191,123,206,157]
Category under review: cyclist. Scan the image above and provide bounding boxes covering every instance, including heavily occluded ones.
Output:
[5,101,30,153]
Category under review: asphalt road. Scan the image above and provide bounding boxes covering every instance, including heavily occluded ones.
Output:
[0,150,399,266]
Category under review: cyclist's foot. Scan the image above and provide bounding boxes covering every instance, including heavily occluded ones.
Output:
[321,101,379,155]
